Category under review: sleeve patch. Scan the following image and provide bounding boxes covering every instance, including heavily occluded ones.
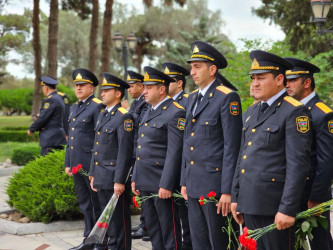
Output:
[124,119,133,131]
[92,98,102,104]
[316,102,333,114]
[177,118,186,130]
[296,116,310,133]
[118,107,128,114]
[216,85,232,94]
[64,97,69,104]
[284,96,302,107]
[44,102,50,109]
[173,102,185,110]
[230,102,239,115]
[328,120,333,134]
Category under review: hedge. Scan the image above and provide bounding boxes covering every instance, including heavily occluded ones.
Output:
[11,145,40,166]
[0,130,38,142]
[7,150,80,223]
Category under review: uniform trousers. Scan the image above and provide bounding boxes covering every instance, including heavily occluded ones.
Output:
[73,173,101,237]
[141,191,181,250]
[244,214,295,250]
[178,198,191,246]
[187,196,238,250]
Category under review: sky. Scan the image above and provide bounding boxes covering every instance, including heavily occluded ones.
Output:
[3,0,285,78]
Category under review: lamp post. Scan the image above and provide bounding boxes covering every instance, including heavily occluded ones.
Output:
[112,31,137,100]
[311,0,333,35]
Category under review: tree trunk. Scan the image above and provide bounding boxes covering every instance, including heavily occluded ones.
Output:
[47,0,58,78]
[88,0,99,73]
[98,0,113,94]
[32,0,42,116]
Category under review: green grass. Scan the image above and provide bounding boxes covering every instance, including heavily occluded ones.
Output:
[0,142,39,162]
[0,116,32,128]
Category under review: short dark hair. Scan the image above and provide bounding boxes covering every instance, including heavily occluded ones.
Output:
[271,70,287,86]
[205,61,217,76]
[115,87,125,100]
[157,83,169,95]
[47,85,56,90]
[301,75,315,91]
[175,75,186,90]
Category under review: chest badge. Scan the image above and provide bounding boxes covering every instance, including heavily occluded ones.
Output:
[296,116,310,133]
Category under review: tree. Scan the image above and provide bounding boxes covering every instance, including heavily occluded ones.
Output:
[32,0,42,116]
[89,0,99,72]
[46,0,59,78]
[253,0,333,56]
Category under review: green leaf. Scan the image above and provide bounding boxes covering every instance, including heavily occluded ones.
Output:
[301,221,310,232]
[317,215,328,230]
[307,216,318,228]
[301,239,310,250]
[308,232,314,241]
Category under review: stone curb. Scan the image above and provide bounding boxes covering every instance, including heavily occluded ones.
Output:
[0,166,21,177]
[0,218,84,235]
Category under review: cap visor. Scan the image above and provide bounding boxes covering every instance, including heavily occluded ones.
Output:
[286,75,302,80]
[249,69,275,75]
[187,58,210,64]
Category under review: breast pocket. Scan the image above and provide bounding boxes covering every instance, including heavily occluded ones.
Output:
[101,127,114,144]
[149,122,166,141]
[262,124,280,148]
[79,116,93,134]
[199,119,218,140]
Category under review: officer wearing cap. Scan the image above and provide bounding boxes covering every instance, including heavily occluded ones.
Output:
[66,68,104,250]
[121,71,150,240]
[180,41,242,250]
[131,66,185,250]
[28,76,67,156]
[162,62,190,108]
[89,73,134,250]
[284,57,333,250]
[231,51,312,249]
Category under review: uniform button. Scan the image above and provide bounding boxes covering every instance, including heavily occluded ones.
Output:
[70,146,73,150]
[72,128,75,131]
[97,132,101,135]
[191,132,194,136]
[272,178,275,182]
[267,128,270,131]
[216,168,219,171]
[306,177,309,180]
[71,137,74,140]
[190,161,194,165]
[73,118,76,121]
[190,147,194,151]
[96,142,99,145]
[145,123,148,126]
[95,162,98,165]
[156,161,159,165]
[192,119,195,123]
[241,169,245,174]
[106,129,108,132]
[138,145,141,149]
[248,141,252,146]
[252,129,256,133]
[141,134,144,137]
[137,157,140,161]
[205,122,209,125]
[95,152,98,155]
[243,155,247,159]
[111,162,114,165]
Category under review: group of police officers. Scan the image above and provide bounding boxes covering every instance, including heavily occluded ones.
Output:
[27,40,333,250]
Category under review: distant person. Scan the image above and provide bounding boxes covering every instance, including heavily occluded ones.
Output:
[27,76,66,156]
[57,91,70,140]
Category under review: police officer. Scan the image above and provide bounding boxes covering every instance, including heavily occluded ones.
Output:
[121,71,150,240]
[180,41,242,250]
[28,76,66,156]
[57,91,70,139]
[284,57,333,250]
[162,62,190,108]
[131,66,185,250]
[66,68,104,250]
[231,51,312,250]
[89,73,134,250]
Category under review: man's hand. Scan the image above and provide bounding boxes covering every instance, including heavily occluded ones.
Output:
[131,182,140,196]
[308,200,321,209]
[181,186,188,200]
[65,167,72,176]
[217,194,231,216]
[114,183,125,198]
[274,212,295,230]
[231,202,244,224]
[27,130,32,136]
[159,188,172,199]
[90,177,97,192]
[121,100,130,110]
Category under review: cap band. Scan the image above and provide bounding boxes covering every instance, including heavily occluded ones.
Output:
[127,78,142,82]
[102,83,121,87]
[285,70,310,76]
[165,72,183,76]
[251,58,279,71]
[73,79,93,84]
[191,54,214,62]
[143,78,165,83]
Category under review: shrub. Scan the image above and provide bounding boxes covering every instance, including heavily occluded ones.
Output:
[7,150,80,223]
[1,126,29,131]
[0,130,38,142]
[11,145,40,166]
[0,88,33,114]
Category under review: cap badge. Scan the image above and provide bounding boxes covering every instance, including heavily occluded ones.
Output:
[75,73,83,80]
[103,77,107,84]
[252,58,260,69]
[164,67,170,74]
[193,45,199,54]
[144,72,150,81]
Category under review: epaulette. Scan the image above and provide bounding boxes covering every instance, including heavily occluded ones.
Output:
[92,98,102,104]
[118,107,128,114]
[47,95,53,99]
[173,102,185,110]
[315,102,333,114]
[57,91,65,96]
[283,96,302,107]
[183,93,189,98]
[216,85,232,95]
[190,89,199,94]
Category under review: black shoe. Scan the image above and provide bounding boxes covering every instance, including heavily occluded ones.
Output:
[142,235,151,242]
[69,242,95,250]
[132,227,148,239]
[131,224,143,232]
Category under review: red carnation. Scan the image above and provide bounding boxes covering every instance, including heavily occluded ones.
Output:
[243,226,249,236]
[102,222,108,229]
[207,191,216,198]
[199,196,205,206]
[76,164,82,170]
[72,167,78,174]
[97,221,103,228]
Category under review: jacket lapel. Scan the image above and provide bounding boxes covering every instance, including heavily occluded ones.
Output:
[305,94,320,110]
[193,80,219,117]
[100,103,120,128]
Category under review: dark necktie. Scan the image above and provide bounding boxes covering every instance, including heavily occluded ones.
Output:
[193,93,203,115]
[101,110,109,123]
[76,101,84,114]
[258,102,269,120]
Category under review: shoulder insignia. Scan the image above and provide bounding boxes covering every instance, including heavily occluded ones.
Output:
[230,102,240,116]
[124,119,133,131]
[190,89,199,94]
[173,102,185,110]
[315,102,333,114]
[118,107,128,114]
[177,118,186,130]
[328,120,333,134]
[47,95,53,99]
[44,102,50,109]
[296,116,310,133]
[92,98,102,104]
[183,93,189,98]
[284,96,302,107]
[63,97,69,104]
[216,85,232,94]
[57,91,65,96]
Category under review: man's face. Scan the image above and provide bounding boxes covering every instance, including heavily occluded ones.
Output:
[128,82,143,99]
[74,83,94,100]
[101,88,118,107]
[143,84,163,106]
[190,61,213,87]
[168,78,182,97]
[42,86,48,96]
[250,72,283,101]
[285,77,305,101]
